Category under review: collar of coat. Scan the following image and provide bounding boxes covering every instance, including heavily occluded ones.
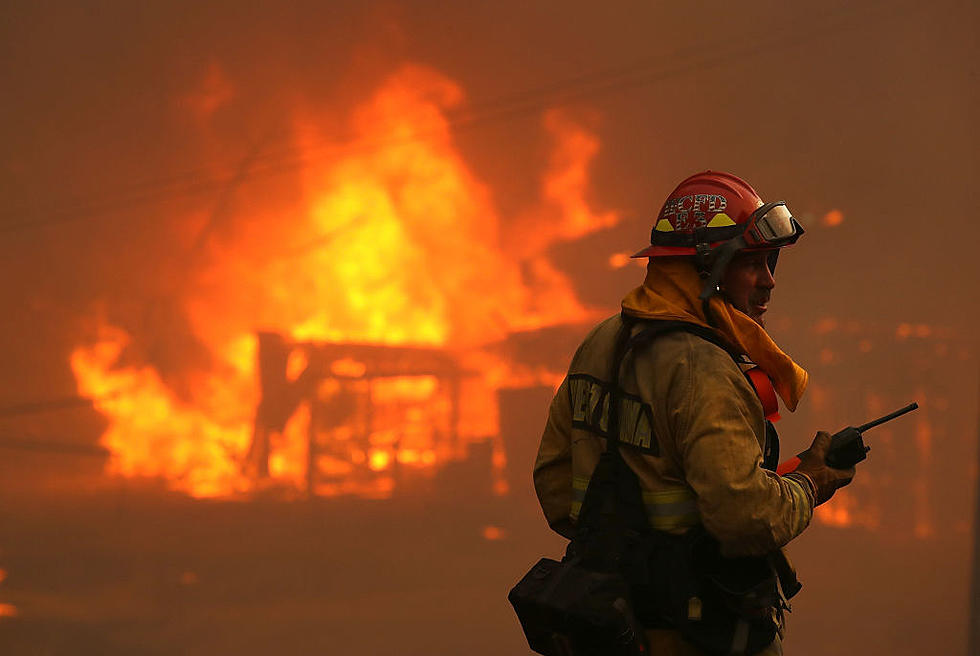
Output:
[620,258,808,412]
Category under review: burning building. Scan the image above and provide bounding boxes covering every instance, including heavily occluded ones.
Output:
[68,64,615,502]
[62,59,974,521]
[1,5,975,651]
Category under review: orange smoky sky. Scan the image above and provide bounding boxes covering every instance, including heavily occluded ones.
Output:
[0,1,976,655]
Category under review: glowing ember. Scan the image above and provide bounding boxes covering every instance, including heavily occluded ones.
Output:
[482,526,506,540]
[70,63,615,499]
[815,489,854,528]
[913,402,934,539]
[368,449,392,472]
[179,571,199,586]
[0,565,13,620]
[821,209,844,227]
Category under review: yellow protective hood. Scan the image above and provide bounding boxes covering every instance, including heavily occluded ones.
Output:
[621,258,808,411]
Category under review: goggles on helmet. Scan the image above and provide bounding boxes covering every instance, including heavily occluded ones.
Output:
[742,201,804,249]
[697,200,804,301]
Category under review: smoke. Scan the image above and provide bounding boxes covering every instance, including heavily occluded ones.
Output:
[0,1,976,654]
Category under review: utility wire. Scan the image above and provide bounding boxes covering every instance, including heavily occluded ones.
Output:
[0,390,125,418]
[0,436,108,457]
[0,0,923,237]
[0,396,93,418]
[0,0,930,419]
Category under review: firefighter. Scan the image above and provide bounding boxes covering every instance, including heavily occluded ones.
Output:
[533,170,855,655]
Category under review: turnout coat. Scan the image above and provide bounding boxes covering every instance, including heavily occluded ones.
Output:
[533,314,814,655]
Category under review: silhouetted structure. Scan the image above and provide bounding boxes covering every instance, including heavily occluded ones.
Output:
[247,332,476,496]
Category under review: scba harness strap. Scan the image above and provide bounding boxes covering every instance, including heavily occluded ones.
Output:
[604,316,782,470]
[509,315,790,656]
[571,315,786,656]
[507,318,672,656]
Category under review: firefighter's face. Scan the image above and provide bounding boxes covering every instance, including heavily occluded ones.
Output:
[721,249,776,327]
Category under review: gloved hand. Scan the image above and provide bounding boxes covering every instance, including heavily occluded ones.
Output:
[794,431,856,505]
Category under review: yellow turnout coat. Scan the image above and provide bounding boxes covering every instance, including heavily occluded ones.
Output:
[533,314,813,655]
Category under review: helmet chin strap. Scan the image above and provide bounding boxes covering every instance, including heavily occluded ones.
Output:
[698,237,746,302]
[695,232,745,329]
[767,249,779,274]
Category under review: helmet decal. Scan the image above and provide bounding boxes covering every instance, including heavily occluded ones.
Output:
[706,213,736,228]
[659,193,729,231]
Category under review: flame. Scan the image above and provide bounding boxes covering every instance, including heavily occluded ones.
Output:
[815,489,854,527]
[71,324,254,497]
[539,109,619,241]
[505,109,619,259]
[71,64,615,499]
[0,567,14,620]
[608,252,646,270]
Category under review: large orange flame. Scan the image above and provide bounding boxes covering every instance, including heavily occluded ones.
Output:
[71,64,616,498]
[71,324,255,497]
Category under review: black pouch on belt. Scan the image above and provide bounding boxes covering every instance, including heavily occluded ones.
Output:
[659,527,781,656]
[508,317,652,656]
[508,555,647,656]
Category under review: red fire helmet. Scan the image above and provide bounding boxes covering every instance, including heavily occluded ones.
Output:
[631,170,805,300]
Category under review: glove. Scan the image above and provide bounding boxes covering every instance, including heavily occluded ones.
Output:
[792,431,856,506]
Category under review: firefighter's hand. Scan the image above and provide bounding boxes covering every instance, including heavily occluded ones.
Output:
[795,431,856,506]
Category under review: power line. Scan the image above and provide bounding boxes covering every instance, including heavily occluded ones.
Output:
[0,0,923,237]
[0,390,126,418]
[0,436,108,457]
[0,396,93,418]
[0,1,928,420]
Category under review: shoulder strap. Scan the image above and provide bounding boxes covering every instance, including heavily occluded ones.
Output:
[570,316,652,562]
[622,314,783,468]
[625,317,742,363]
[602,314,637,455]
[573,315,737,564]
[604,314,740,456]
